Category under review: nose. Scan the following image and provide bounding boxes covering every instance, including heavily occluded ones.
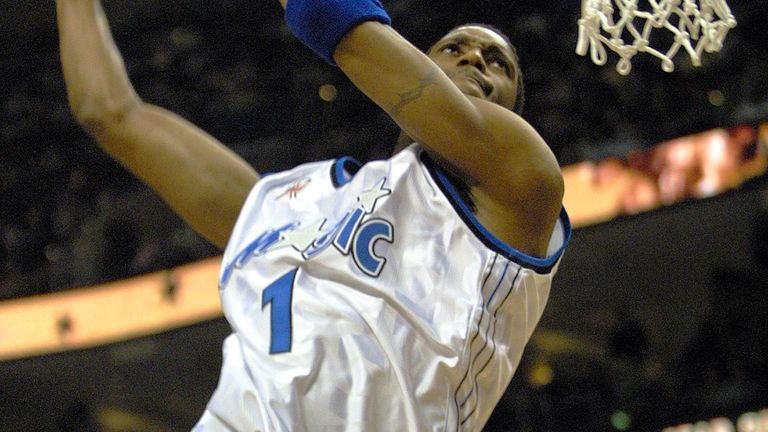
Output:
[458,47,486,72]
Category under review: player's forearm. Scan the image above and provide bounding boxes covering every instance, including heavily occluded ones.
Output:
[278,0,491,178]
[56,0,259,249]
[56,0,139,128]
[334,23,495,185]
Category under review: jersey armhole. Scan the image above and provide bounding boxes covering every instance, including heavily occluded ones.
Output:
[418,149,572,274]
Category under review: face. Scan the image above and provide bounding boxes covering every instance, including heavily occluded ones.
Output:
[428,26,520,111]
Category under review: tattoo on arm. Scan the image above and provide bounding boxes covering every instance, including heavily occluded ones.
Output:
[389,70,438,118]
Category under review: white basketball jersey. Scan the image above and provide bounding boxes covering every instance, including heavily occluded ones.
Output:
[193,144,571,432]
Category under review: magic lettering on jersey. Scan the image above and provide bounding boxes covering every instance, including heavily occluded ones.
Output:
[220,177,393,285]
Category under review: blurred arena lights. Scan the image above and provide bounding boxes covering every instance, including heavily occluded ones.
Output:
[610,410,632,431]
[318,83,338,102]
[0,257,222,361]
[527,360,554,388]
[563,121,768,227]
[661,408,768,432]
[708,90,726,107]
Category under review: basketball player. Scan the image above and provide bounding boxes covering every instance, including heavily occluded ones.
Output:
[56,0,571,429]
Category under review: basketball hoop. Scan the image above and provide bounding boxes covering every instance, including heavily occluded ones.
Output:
[576,0,737,75]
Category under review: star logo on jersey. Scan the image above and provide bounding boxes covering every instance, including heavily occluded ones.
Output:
[276,178,311,200]
[357,177,392,214]
[267,219,326,253]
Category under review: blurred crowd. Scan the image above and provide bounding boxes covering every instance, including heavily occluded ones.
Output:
[0,139,218,299]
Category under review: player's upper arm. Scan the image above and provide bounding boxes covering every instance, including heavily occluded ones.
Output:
[84,101,259,249]
[467,97,563,207]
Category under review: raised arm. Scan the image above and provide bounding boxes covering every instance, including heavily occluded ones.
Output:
[56,0,259,249]
[334,24,560,198]
[280,0,564,256]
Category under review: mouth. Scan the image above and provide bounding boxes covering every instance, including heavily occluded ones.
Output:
[453,71,493,99]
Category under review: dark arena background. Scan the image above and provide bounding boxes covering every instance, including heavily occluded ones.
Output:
[1,0,767,431]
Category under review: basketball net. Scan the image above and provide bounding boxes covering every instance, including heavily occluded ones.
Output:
[577,0,737,75]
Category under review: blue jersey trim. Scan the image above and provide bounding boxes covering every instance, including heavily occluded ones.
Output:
[420,151,571,274]
[331,156,363,188]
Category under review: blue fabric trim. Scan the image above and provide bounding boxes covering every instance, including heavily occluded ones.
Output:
[331,156,362,188]
[421,152,572,274]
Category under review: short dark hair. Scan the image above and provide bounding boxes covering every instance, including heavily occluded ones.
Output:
[434,23,525,115]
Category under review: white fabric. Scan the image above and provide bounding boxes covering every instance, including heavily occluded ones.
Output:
[193,144,571,432]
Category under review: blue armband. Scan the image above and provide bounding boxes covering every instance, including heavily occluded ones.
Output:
[285,0,392,65]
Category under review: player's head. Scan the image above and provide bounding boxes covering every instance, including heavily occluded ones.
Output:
[427,24,525,115]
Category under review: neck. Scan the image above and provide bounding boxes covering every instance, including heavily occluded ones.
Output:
[393,131,414,155]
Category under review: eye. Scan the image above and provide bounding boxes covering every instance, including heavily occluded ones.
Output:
[442,43,461,55]
[488,56,510,75]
